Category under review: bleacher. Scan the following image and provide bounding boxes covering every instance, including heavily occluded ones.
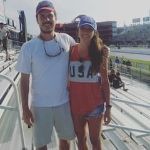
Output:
[0,65,150,150]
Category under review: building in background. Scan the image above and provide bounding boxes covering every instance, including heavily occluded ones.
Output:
[97,21,117,45]
[132,18,141,25]
[55,20,117,45]
[143,16,150,24]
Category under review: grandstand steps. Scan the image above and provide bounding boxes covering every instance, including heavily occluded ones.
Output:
[103,131,129,150]
[0,59,150,149]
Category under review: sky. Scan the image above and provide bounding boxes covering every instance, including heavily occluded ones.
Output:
[1,0,150,35]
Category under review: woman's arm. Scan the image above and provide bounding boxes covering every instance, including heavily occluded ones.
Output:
[100,46,110,106]
[100,46,112,125]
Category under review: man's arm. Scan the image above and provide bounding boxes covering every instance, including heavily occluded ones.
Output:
[20,73,34,126]
[20,73,29,109]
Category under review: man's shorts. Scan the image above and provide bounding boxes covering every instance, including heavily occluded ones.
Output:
[2,38,7,50]
[31,102,75,148]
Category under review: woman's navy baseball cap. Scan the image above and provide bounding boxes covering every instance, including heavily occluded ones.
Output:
[78,15,97,31]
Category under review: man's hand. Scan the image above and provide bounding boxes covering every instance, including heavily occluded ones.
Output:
[22,107,34,127]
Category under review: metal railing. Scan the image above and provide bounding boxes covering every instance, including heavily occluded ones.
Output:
[0,74,27,150]
[111,97,150,108]
[109,96,150,138]
[0,39,23,52]
[107,123,150,134]
[110,62,150,84]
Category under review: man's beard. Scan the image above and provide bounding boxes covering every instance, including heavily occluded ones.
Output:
[40,22,54,34]
[41,28,53,34]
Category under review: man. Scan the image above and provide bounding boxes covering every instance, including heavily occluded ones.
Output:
[16,1,75,150]
[112,71,128,91]
[0,22,10,61]
[114,56,120,69]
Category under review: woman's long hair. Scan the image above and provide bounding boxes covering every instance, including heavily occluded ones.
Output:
[88,32,104,74]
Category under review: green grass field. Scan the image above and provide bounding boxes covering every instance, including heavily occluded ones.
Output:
[110,56,150,71]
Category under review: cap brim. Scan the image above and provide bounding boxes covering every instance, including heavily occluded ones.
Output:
[79,23,95,30]
[36,7,54,14]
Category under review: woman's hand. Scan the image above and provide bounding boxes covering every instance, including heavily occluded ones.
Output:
[104,107,111,125]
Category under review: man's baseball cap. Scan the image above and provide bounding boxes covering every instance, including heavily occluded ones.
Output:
[78,15,97,31]
[36,0,55,15]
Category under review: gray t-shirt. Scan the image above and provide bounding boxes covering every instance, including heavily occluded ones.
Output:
[16,33,75,107]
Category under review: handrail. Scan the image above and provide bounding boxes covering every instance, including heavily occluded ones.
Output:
[111,97,150,108]
[106,123,150,134]
[0,74,27,150]
[0,39,23,52]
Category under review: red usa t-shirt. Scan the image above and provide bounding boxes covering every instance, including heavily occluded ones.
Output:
[69,44,105,115]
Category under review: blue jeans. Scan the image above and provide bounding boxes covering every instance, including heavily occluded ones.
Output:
[85,104,104,119]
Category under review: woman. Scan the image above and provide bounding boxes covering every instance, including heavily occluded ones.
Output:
[69,15,112,150]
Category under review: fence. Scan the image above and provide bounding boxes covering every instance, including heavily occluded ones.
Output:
[0,39,23,52]
[109,62,150,84]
